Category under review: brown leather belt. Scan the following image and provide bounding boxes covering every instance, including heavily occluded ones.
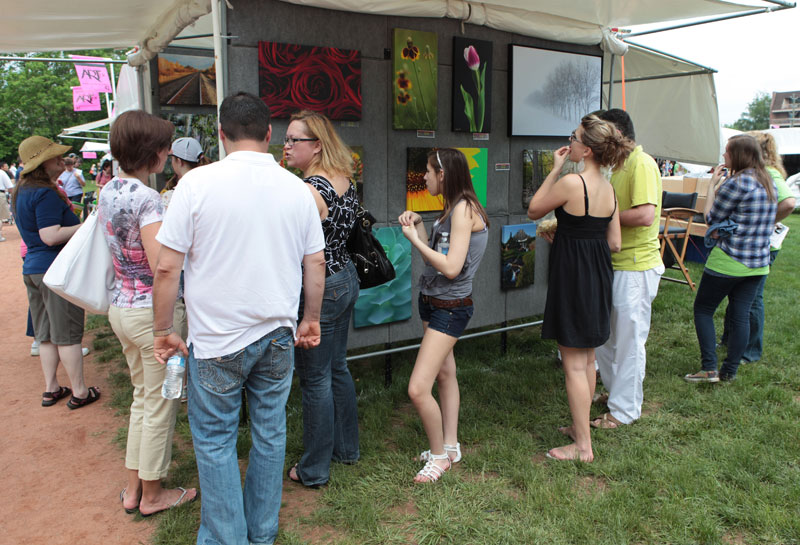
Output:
[421,294,473,309]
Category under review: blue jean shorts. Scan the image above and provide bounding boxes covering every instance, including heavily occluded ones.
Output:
[418,293,474,338]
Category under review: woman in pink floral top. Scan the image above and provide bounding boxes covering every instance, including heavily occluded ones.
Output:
[98,110,196,517]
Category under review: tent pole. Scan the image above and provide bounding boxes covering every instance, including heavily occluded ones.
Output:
[626,4,795,38]
[607,54,615,109]
[211,0,226,160]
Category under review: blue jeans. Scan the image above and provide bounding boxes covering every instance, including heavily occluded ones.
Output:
[721,249,778,362]
[188,326,294,545]
[294,262,360,486]
[694,271,763,378]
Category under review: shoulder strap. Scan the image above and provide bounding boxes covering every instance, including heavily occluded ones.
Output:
[577,174,589,215]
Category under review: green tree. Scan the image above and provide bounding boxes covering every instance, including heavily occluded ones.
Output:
[0,50,124,163]
[727,92,771,131]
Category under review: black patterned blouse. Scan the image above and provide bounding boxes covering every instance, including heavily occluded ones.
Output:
[305,175,358,277]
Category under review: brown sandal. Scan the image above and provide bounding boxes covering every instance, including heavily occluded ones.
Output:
[66,386,101,410]
[42,386,72,407]
[590,413,622,429]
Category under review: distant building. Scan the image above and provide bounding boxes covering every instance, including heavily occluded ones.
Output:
[770,91,800,128]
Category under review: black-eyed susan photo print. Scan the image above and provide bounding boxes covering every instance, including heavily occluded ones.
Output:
[393,29,438,130]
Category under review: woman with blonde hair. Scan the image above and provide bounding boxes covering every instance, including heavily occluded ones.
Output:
[528,114,628,462]
[399,148,489,483]
[719,131,795,363]
[686,134,777,383]
[284,110,361,488]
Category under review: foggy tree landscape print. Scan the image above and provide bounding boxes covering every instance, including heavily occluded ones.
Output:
[510,45,601,136]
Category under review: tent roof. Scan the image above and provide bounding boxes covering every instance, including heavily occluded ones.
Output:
[1,0,765,59]
[278,0,762,46]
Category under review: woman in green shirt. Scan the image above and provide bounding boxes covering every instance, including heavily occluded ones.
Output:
[685,135,777,383]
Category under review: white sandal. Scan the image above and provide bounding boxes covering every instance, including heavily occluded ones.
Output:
[414,452,451,483]
[417,442,462,463]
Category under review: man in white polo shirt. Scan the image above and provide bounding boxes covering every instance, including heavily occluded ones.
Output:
[152,92,325,545]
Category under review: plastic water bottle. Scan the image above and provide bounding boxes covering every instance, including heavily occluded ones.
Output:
[438,232,450,256]
[436,232,449,275]
[161,354,185,399]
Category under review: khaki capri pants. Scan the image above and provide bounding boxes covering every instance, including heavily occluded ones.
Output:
[108,302,187,481]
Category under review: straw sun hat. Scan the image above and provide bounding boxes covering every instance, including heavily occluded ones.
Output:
[19,136,71,175]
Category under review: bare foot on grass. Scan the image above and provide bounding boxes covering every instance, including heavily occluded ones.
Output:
[546,443,593,463]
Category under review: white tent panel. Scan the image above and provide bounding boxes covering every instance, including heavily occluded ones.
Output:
[61,117,110,135]
[764,128,800,155]
[603,44,720,165]
[80,141,110,153]
[0,0,206,53]
[609,73,720,165]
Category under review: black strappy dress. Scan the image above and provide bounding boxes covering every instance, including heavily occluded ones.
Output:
[541,175,615,348]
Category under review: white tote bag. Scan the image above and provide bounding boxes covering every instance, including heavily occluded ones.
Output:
[43,210,115,314]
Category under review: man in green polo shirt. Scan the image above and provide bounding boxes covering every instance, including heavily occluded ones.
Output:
[593,109,664,428]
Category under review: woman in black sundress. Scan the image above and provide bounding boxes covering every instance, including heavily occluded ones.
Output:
[527,114,631,462]
[284,110,361,488]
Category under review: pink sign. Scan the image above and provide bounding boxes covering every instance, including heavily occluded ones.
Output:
[83,152,97,159]
[72,87,102,111]
[73,57,112,93]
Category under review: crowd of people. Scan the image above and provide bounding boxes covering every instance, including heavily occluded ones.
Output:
[5,94,791,543]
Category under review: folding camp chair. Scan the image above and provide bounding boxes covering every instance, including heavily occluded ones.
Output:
[659,191,700,291]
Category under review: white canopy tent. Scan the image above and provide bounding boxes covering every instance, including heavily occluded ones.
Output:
[0,1,769,57]
[2,0,794,164]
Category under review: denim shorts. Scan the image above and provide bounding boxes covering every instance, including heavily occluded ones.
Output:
[417,293,474,338]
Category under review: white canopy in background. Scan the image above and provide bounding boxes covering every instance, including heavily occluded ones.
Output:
[765,128,800,155]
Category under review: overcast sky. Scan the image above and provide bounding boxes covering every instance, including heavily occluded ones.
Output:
[628,4,799,126]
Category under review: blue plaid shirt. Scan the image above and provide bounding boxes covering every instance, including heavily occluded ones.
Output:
[706,168,776,268]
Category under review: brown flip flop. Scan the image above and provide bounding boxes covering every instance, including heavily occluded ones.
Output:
[590,413,622,429]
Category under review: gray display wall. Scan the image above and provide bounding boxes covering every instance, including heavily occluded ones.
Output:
[173,0,603,350]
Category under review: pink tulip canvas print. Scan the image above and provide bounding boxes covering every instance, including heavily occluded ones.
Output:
[452,37,493,133]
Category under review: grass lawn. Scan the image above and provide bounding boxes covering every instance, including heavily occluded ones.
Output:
[88,213,800,545]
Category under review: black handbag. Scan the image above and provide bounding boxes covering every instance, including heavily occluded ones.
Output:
[347,205,396,289]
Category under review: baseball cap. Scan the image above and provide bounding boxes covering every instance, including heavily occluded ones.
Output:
[170,137,204,162]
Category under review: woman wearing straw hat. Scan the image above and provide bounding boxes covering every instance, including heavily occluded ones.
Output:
[12,136,100,409]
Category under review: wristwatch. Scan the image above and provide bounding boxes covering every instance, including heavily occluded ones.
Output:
[152,325,174,337]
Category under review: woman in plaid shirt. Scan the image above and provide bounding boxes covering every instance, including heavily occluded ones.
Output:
[685,134,777,383]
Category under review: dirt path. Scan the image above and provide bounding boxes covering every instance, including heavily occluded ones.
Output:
[0,227,155,544]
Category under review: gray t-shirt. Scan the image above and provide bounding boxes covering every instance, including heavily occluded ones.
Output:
[419,205,488,299]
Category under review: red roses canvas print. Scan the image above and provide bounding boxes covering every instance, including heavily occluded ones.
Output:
[258,41,361,120]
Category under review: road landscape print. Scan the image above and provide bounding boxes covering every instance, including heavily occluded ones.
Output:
[158,53,217,106]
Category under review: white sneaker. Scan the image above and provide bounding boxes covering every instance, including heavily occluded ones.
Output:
[82,347,90,357]
[30,340,40,356]
[0,235,6,242]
